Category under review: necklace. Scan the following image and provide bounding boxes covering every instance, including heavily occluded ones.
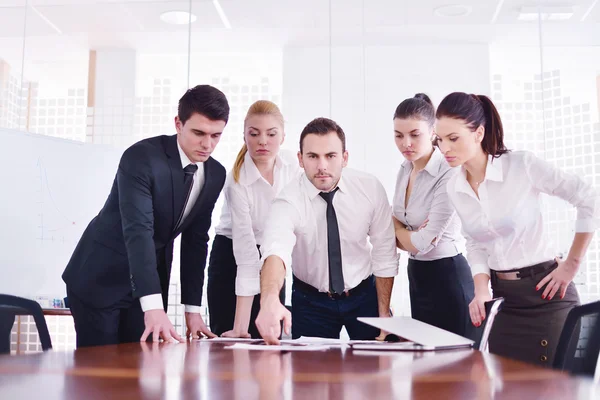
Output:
[468,172,484,187]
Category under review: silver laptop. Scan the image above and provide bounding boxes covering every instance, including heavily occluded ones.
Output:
[352,316,474,351]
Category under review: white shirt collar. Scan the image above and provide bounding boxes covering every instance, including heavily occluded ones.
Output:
[303,170,347,200]
[455,154,504,195]
[423,147,445,177]
[238,150,290,186]
[401,147,445,177]
[176,138,202,170]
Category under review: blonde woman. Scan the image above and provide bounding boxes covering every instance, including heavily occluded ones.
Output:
[207,100,300,338]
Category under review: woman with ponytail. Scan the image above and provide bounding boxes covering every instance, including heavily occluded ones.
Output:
[207,100,300,338]
[436,92,598,366]
[392,93,475,339]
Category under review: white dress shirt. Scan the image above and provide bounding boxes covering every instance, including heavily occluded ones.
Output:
[446,150,599,277]
[393,147,462,261]
[260,168,399,292]
[139,139,205,313]
[214,149,301,296]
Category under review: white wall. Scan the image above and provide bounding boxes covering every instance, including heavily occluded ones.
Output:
[283,43,491,194]
[282,42,491,314]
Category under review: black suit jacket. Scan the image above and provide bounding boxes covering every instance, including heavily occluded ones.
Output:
[62,134,226,309]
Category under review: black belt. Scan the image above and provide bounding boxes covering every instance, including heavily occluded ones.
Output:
[491,260,558,281]
[292,275,373,299]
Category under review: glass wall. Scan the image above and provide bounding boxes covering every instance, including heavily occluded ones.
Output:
[2,0,599,335]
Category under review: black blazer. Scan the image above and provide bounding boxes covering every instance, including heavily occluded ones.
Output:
[62,134,226,309]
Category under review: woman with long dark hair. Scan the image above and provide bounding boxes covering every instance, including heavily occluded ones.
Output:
[392,93,475,339]
[435,92,598,366]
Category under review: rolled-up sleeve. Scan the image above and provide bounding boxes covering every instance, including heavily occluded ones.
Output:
[259,197,299,272]
[524,151,599,232]
[369,180,399,277]
[409,171,455,254]
[227,183,262,297]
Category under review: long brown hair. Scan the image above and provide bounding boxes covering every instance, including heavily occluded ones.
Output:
[436,92,509,158]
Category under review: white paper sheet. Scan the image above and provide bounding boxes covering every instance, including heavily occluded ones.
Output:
[226,343,332,351]
[198,337,263,343]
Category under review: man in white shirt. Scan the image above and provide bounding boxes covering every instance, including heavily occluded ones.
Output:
[255,117,399,344]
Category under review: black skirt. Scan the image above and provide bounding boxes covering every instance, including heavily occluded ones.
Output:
[489,261,580,367]
[407,254,476,340]
[207,234,285,338]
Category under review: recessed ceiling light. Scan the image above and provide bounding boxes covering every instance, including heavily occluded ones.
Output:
[518,6,574,21]
[434,4,473,18]
[160,11,197,25]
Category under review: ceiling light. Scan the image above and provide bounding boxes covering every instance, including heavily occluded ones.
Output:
[30,5,62,34]
[213,0,232,29]
[434,5,473,18]
[581,0,598,21]
[518,6,574,21]
[160,11,197,25]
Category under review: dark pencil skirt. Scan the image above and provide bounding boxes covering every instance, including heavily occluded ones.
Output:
[408,254,477,340]
[207,234,285,338]
[489,260,580,367]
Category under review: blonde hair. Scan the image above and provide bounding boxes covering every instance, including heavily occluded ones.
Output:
[233,100,285,183]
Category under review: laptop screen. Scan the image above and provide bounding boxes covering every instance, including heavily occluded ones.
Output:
[357,317,474,347]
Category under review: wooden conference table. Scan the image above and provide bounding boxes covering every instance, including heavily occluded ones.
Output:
[0,340,596,399]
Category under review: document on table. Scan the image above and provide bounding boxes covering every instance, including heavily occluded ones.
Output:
[224,336,386,351]
[226,343,333,352]
[280,336,386,346]
[199,337,263,343]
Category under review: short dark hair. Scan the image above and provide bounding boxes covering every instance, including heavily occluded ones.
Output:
[178,85,230,125]
[393,93,435,127]
[299,117,346,153]
[436,92,509,158]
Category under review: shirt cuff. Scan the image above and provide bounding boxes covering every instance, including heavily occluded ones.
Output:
[184,305,203,313]
[139,294,163,312]
[470,263,491,278]
[372,258,400,278]
[260,246,292,271]
[236,277,260,296]
[575,218,598,232]
[410,231,436,254]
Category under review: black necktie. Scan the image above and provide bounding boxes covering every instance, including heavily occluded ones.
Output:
[174,163,198,230]
[319,188,345,295]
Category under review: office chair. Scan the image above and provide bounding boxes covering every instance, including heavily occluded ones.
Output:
[553,300,600,377]
[475,297,505,352]
[0,294,53,354]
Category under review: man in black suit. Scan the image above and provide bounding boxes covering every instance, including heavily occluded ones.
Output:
[62,85,229,347]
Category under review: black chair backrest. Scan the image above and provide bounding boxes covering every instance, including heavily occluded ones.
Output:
[474,297,505,351]
[553,300,600,377]
[0,294,53,353]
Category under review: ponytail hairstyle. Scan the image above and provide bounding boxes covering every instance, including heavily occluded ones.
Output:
[393,93,435,128]
[436,92,509,158]
[233,100,285,183]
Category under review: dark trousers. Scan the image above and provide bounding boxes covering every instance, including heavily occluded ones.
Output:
[408,254,477,340]
[207,234,285,338]
[67,288,146,348]
[291,275,379,340]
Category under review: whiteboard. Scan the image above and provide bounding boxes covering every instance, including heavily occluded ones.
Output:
[0,128,123,299]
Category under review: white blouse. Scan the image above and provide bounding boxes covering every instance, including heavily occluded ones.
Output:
[393,147,462,261]
[214,149,301,296]
[446,150,599,276]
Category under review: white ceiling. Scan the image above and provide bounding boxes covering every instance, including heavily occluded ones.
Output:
[0,0,599,50]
